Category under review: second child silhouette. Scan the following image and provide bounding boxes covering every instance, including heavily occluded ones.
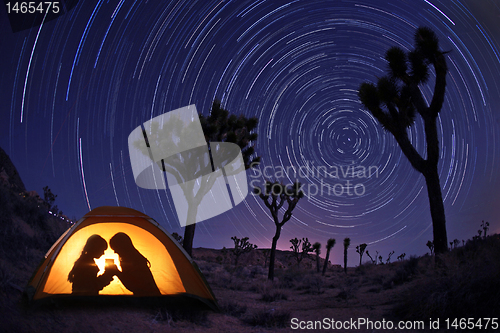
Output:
[108,232,161,296]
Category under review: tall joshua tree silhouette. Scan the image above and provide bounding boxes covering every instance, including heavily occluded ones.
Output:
[133,100,260,257]
[254,181,304,280]
[343,237,350,274]
[312,242,321,273]
[183,100,260,256]
[322,238,336,276]
[358,27,449,254]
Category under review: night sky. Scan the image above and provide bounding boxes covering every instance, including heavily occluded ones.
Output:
[1,0,500,265]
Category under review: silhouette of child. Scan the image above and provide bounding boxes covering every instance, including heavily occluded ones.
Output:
[108,232,161,296]
[67,234,114,295]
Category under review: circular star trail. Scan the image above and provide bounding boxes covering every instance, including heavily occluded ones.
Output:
[1,0,499,262]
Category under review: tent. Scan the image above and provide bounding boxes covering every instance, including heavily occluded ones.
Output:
[26,206,218,310]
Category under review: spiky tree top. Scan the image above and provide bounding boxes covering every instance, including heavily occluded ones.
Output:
[343,238,351,248]
[326,238,336,250]
[358,27,447,173]
[254,181,304,226]
[200,99,260,169]
[312,242,321,255]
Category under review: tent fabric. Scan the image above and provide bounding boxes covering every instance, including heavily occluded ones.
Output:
[26,206,217,310]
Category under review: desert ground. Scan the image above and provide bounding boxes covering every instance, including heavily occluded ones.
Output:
[2,237,500,333]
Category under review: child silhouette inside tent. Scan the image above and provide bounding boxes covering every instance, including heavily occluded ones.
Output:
[67,234,114,295]
[107,232,161,296]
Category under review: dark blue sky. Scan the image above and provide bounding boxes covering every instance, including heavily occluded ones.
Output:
[1,0,499,265]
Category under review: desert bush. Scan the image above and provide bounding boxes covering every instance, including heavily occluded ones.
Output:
[274,267,303,289]
[0,263,14,292]
[249,265,266,278]
[261,288,288,302]
[219,300,247,318]
[336,277,358,301]
[227,276,245,291]
[249,280,288,302]
[296,273,324,294]
[394,235,500,322]
[153,307,209,326]
[367,286,381,293]
[391,255,419,285]
[243,308,291,328]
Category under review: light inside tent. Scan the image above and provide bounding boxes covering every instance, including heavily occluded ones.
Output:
[43,222,186,295]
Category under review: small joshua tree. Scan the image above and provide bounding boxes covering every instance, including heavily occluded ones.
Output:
[426,240,434,255]
[366,250,377,264]
[290,237,313,267]
[386,250,395,264]
[356,243,367,266]
[322,238,336,275]
[397,253,406,261]
[343,238,350,274]
[480,220,490,239]
[255,181,304,280]
[312,242,321,273]
[231,236,257,266]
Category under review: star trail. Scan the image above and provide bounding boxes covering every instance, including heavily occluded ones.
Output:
[1,0,499,264]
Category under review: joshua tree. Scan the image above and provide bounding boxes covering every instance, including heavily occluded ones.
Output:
[397,253,406,261]
[133,100,260,257]
[255,181,304,280]
[358,27,449,254]
[356,243,367,266]
[365,250,377,264]
[182,101,260,256]
[290,237,313,267]
[231,236,257,266]
[312,242,321,273]
[322,238,336,275]
[426,240,434,255]
[343,237,350,274]
[386,250,395,264]
[480,220,490,239]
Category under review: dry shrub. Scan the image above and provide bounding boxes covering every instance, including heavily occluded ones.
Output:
[394,235,500,322]
[243,308,291,328]
[295,273,324,294]
[219,300,247,318]
[153,307,209,326]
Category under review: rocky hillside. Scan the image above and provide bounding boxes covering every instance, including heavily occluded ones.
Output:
[0,146,68,287]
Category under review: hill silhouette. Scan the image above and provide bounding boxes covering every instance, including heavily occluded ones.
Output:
[0,146,26,193]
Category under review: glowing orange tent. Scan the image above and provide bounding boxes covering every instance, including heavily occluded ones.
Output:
[26,206,218,310]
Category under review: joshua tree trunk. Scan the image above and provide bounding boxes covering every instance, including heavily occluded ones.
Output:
[183,224,195,257]
[322,248,331,276]
[268,227,280,281]
[182,203,199,257]
[424,167,447,254]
